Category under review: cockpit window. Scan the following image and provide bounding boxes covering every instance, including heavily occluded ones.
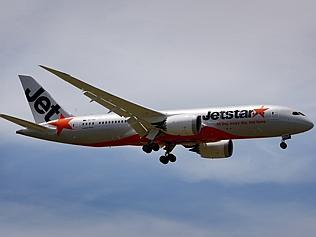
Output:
[292,112,305,116]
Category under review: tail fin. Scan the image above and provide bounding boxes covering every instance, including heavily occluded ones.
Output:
[19,75,71,123]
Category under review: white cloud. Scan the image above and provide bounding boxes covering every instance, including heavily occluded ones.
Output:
[172,138,316,184]
[0,0,315,191]
[1,0,316,115]
[0,202,210,237]
[1,198,316,237]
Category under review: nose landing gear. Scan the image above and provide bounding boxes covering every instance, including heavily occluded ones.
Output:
[280,141,287,149]
[280,134,291,149]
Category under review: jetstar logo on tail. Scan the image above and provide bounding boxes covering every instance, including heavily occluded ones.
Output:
[25,87,62,122]
[202,106,269,121]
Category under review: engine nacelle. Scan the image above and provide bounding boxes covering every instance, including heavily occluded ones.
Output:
[190,140,233,159]
[163,114,202,136]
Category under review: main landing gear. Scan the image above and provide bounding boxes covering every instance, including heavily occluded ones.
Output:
[142,143,160,153]
[280,134,291,149]
[159,143,176,165]
[142,142,177,165]
[159,153,176,165]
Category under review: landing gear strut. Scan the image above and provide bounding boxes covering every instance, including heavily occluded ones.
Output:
[280,134,291,149]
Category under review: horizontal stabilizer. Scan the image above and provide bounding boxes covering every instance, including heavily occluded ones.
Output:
[0,114,49,132]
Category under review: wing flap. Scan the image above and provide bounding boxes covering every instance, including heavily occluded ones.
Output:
[127,117,148,137]
[84,91,131,117]
[0,114,49,132]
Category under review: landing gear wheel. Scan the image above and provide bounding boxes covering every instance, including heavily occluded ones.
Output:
[280,135,291,150]
[167,154,176,163]
[151,143,160,152]
[142,144,152,153]
[159,143,176,165]
[159,156,169,164]
[280,142,287,149]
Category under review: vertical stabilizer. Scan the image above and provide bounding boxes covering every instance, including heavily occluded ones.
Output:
[19,75,71,123]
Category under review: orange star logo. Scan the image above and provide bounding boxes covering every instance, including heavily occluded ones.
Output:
[49,114,74,135]
[253,106,269,118]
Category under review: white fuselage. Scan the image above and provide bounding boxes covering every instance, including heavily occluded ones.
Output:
[17,105,314,147]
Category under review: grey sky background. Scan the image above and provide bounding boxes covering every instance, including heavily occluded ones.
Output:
[0,0,316,236]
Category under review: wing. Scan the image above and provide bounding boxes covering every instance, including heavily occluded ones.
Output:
[40,66,166,137]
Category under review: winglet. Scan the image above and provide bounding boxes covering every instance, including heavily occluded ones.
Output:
[39,65,87,91]
[39,65,71,78]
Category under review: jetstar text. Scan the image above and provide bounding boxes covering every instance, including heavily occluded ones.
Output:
[202,110,254,121]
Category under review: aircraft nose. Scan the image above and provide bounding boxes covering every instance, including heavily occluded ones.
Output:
[304,118,314,131]
[308,120,314,130]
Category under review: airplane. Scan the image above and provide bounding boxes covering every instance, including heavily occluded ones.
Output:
[0,66,314,164]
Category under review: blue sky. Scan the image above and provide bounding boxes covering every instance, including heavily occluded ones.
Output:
[1,1,316,236]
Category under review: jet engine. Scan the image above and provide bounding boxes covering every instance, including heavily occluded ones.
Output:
[154,114,202,136]
[190,140,233,159]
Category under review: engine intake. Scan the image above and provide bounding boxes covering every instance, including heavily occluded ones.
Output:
[190,140,233,159]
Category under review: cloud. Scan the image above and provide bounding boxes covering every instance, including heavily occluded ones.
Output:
[1,142,316,236]
[172,137,316,184]
[0,202,211,237]
[1,197,316,237]
[1,0,316,115]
